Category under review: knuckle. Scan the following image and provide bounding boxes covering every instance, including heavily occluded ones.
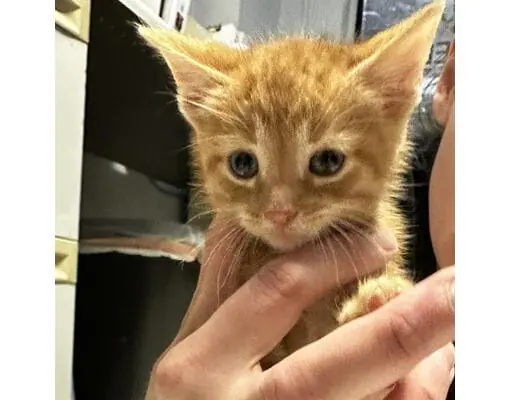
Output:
[443,343,455,370]
[152,352,198,394]
[383,307,425,360]
[257,375,284,400]
[255,261,307,303]
[420,387,439,400]
[258,365,314,400]
[153,360,184,392]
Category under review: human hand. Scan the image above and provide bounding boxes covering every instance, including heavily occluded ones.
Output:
[381,340,455,400]
[145,219,454,399]
[430,39,455,268]
[432,40,455,125]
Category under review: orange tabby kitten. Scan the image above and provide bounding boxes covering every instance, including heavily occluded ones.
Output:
[139,1,445,367]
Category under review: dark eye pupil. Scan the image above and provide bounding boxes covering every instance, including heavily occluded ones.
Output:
[229,151,258,179]
[309,150,345,176]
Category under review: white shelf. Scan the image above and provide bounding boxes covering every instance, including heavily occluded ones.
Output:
[118,0,170,29]
[117,0,214,41]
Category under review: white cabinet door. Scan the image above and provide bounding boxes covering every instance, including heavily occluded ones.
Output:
[55,284,77,400]
[55,29,87,240]
[55,16,88,399]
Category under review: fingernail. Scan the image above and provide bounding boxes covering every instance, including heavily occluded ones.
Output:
[449,366,455,382]
[374,228,398,255]
[386,383,397,393]
[449,278,455,312]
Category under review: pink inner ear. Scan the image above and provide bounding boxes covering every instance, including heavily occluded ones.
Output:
[350,3,444,115]
[358,60,421,116]
[169,56,219,104]
[381,76,420,113]
[177,73,210,104]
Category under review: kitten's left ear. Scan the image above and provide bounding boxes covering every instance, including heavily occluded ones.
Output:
[351,0,445,116]
[137,26,241,115]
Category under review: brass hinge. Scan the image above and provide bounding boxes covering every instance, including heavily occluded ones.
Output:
[55,237,78,284]
[55,0,90,43]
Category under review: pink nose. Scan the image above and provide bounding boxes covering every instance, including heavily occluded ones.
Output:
[263,210,297,226]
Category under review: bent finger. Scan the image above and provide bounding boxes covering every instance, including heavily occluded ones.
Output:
[261,267,455,400]
[387,343,455,400]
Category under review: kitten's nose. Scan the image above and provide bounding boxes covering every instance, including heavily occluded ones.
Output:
[263,209,297,226]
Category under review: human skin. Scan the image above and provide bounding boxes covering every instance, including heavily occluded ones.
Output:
[430,41,455,268]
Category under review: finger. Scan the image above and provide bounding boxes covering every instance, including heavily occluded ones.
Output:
[183,227,398,369]
[447,40,455,58]
[261,267,455,400]
[438,42,455,94]
[387,343,455,400]
[361,384,396,400]
[173,217,243,345]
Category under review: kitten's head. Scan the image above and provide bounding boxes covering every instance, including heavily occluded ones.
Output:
[139,1,444,250]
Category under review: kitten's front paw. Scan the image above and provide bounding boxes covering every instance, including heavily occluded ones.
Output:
[337,275,413,325]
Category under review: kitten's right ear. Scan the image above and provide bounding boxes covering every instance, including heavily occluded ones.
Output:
[349,0,445,117]
[137,26,240,114]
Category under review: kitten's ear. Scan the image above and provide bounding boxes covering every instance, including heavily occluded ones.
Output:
[350,0,445,116]
[137,26,240,113]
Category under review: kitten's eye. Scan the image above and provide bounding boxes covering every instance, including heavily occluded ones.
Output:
[228,150,259,179]
[309,149,345,177]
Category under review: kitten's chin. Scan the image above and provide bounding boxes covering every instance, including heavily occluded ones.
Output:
[259,233,311,252]
[240,220,317,252]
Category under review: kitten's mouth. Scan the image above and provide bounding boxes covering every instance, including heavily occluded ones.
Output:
[261,220,373,252]
[242,215,374,253]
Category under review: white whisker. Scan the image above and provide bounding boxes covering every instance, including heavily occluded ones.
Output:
[328,227,362,281]
[218,229,246,293]
[336,219,380,249]
[211,226,244,305]
[324,234,340,288]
